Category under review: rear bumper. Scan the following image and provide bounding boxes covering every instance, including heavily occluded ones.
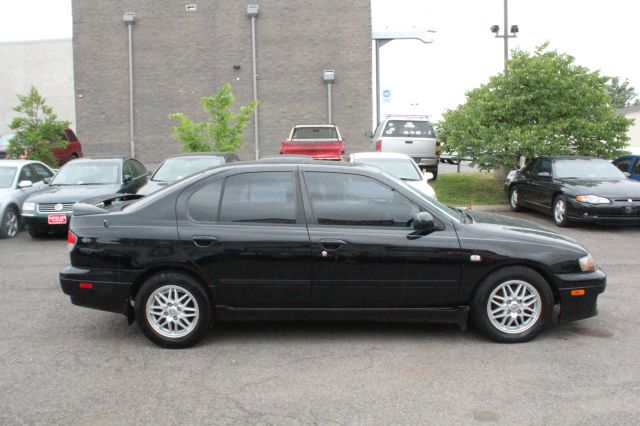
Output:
[554,268,606,323]
[413,157,439,168]
[60,266,137,315]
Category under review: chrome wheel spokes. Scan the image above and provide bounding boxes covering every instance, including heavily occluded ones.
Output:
[487,280,541,334]
[146,285,199,339]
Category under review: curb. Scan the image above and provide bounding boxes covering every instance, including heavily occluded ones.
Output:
[457,204,511,212]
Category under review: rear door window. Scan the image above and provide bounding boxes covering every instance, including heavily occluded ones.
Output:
[632,159,640,175]
[18,165,35,182]
[383,121,435,138]
[614,158,630,173]
[219,172,296,224]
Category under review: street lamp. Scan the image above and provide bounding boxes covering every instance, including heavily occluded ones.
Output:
[247,4,260,159]
[123,11,136,158]
[372,25,435,125]
[491,0,518,72]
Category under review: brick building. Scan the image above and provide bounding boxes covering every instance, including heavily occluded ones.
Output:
[72,0,372,164]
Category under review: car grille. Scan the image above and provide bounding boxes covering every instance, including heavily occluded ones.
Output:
[612,198,640,203]
[37,203,75,213]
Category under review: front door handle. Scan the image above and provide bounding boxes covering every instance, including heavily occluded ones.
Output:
[192,236,219,247]
[320,239,347,251]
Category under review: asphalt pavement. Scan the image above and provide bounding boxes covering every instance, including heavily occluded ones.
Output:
[1,212,639,425]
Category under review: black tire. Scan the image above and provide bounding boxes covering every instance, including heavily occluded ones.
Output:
[472,266,553,343]
[0,206,20,239]
[509,186,522,212]
[135,272,212,348]
[27,224,48,238]
[552,195,572,227]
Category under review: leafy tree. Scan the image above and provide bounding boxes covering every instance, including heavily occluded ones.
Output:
[8,86,70,167]
[169,84,257,153]
[606,76,640,109]
[437,44,633,172]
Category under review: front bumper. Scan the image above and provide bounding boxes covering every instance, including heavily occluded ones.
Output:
[554,268,606,323]
[60,265,139,315]
[566,198,640,225]
[21,212,70,227]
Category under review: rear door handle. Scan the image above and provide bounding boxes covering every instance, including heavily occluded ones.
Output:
[192,236,219,247]
[320,239,347,251]
[405,140,414,144]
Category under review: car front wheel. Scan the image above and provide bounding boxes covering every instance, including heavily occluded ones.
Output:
[472,266,553,343]
[135,272,211,348]
[552,195,571,227]
[1,206,20,238]
[509,187,522,212]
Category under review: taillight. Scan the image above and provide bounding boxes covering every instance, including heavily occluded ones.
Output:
[374,140,382,151]
[67,230,77,250]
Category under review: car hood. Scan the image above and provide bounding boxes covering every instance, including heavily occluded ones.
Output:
[558,178,640,198]
[465,210,581,248]
[137,180,171,196]
[26,184,123,203]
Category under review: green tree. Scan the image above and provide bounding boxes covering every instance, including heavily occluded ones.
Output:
[8,86,70,167]
[606,76,640,109]
[169,84,257,153]
[437,44,633,172]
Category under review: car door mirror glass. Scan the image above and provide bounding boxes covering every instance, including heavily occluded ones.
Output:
[18,180,33,189]
[43,177,51,184]
[365,130,374,138]
[413,212,435,231]
[123,174,132,183]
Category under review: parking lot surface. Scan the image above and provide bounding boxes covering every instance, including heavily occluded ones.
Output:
[1,211,639,424]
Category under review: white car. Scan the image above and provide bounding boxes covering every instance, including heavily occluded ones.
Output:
[0,160,55,238]
[348,152,436,199]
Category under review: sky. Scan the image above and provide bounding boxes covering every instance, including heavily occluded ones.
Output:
[1,0,639,122]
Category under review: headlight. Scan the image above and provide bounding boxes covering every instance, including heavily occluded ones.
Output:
[22,202,35,211]
[579,254,597,272]
[576,195,610,204]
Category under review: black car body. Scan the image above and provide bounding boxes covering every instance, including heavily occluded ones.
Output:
[137,152,239,195]
[505,156,640,226]
[22,157,148,237]
[60,159,605,347]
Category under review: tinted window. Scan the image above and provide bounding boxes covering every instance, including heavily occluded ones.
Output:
[614,159,629,173]
[131,159,147,177]
[531,158,551,175]
[305,172,419,227]
[292,127,338,139]
[153,157,224,182]
[219,172,296,224]
[31,164,53,181]
[355,158,422,181]
[383,120,435,138]
[0,167,17,188]
[18,165,35,182]
[123,161,136,178]
[188,179,224,222]
[64,129,78,142]
[553,159,625,179]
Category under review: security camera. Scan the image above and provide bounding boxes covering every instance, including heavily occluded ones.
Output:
[490,25,500,34]
[510,25,519,34]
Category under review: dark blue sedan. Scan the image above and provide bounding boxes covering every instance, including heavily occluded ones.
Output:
[613,155,640,181]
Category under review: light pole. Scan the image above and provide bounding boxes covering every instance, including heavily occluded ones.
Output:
[323,70,335,123]
[490,0,519,72]
[247,4,260,159]
[372,26,435,126]
[123,11,136,158]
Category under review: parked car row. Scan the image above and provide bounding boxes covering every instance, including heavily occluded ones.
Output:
[0,128,83,165]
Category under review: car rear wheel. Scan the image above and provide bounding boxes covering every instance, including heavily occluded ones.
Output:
[509,187,522,212]
[472,266,553,343]
[27,224,48,238]
[552,195,571,227]
[1,206,19,238]
[135,272,211,348]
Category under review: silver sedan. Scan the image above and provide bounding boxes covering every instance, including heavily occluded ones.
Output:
[0,160,54,238]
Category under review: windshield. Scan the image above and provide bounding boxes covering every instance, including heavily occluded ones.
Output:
[554,159,626,180]
[356,158,422,181]
[292,127,338,140]
[51,161,120,185]
[383,120,435,138]
[152,156,225,182]
[0,133,16,148]
[0,167,17,188]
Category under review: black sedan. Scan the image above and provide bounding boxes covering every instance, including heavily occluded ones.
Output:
[61,159,605,347]
[137,152,239,195]
[22,157,148,237]
[505,156,640,227]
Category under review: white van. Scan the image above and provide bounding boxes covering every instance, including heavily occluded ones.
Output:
[366,115,439,178]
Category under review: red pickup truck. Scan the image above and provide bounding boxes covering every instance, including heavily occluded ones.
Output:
[279,124,345,160]
[0,128,82,166]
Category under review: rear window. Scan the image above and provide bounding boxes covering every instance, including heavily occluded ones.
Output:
[383,121,435,138]
[0,167,17,188]
[292,127,338,140]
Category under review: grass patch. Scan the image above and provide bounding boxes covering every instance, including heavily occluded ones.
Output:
[431,173,507,206]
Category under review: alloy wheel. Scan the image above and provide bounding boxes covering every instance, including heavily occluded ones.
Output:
[146,285,200,339]
[554,198,566,224]
[4,209,19,238]
[486,280,541,334]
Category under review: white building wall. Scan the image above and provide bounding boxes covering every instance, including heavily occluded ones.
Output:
[0,39,76,133]
[625,110,640,154]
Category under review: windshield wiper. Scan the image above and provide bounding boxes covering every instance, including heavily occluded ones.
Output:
[454,207,474,223]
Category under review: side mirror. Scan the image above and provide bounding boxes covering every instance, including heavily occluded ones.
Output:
[423,171,434,181]
[413,212,435,232]
[18,180,33,189]
[624,172,631,178]
[43,177,51,184]
[365,130,374,138]
[123,174,133,183]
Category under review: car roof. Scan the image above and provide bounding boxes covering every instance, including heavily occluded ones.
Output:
[350,152,413,160]
[293,124,338,128]
[546,156,608,161]
[70,156,127,163]
[0,159,47,167]
[166,152,237,159]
